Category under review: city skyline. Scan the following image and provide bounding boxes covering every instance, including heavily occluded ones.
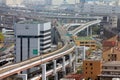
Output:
[52,0,79,5]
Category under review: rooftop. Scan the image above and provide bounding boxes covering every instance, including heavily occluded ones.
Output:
[18,20,48,24]
[75,36,93,41]
[103,61,120,66]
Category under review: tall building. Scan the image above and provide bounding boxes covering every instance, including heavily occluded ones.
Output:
[2,0,23,6]
[15,21,51,62]
[80,0,85,3]
[45,0,52,5]
[79,0,85,13]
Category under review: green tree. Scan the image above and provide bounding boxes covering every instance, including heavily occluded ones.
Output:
[0,33,4,42]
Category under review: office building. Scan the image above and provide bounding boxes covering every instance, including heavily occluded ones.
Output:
[15,21,51,62]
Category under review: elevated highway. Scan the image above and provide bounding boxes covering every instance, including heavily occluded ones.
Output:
[71,20,101,36]
[0,19,102,80]
[0,45,75,79]
[30,55,75,80]
[0,20,76,80]
[0,5,102,80]
[0,6,102,21]
[64,23,84,31]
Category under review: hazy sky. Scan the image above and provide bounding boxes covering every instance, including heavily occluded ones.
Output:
[52,0,79,5]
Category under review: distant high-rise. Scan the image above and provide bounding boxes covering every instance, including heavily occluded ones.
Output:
[80,0,85,13]
[80,0,85,3]
[2,0,23,6]
[45,0,52,5]
[63,0,68,4]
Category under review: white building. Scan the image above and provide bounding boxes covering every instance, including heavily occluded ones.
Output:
[109,15,118,28]
[79,3,120,14]
[15,21,51,62]
[2,0,23,7]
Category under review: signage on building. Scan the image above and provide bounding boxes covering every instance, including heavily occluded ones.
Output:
[33,49,38,55]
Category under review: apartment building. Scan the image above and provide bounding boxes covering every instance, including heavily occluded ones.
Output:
[102,35,120,62]
[74,36,96,50]
[99,61,120,80]
[83,60,102,80]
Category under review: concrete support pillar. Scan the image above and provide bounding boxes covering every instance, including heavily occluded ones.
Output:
[73,61,76,73]
[62,56,66,75]
[69,54,72,72]
[53,60,58,80]
[54,73,58,80]
[69,54,72,67]
[90,27,92,36]
[75,47,79,64]
[17,74,27,80]
[0,16,3,27]
[46,77,49,80]
[42,63,46,80]
[0,16,1,26]
[83,46,86,60]
[86,27,89,36]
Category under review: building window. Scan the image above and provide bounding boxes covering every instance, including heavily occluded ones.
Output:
[86,67,87,69]
[90,63,92,66]
[40,42,51,46]
[86,63,87,65]
[105,67,107,69]
[114,67,117,69]
[86,72,87,74]
[91,67,93,70]
[40,46,51,50]
[91,72,93,74]
[40,33,51,37]
[40,37,51,41]
[88,77,91,80]
[40,29,51,33]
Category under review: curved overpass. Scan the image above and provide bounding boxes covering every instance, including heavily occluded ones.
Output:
[72,20,101,36]
[0,6,101,80]
[0,21,75,79]
[0,45,75,79]
[64,23,84,31]
[30,55,75,80]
